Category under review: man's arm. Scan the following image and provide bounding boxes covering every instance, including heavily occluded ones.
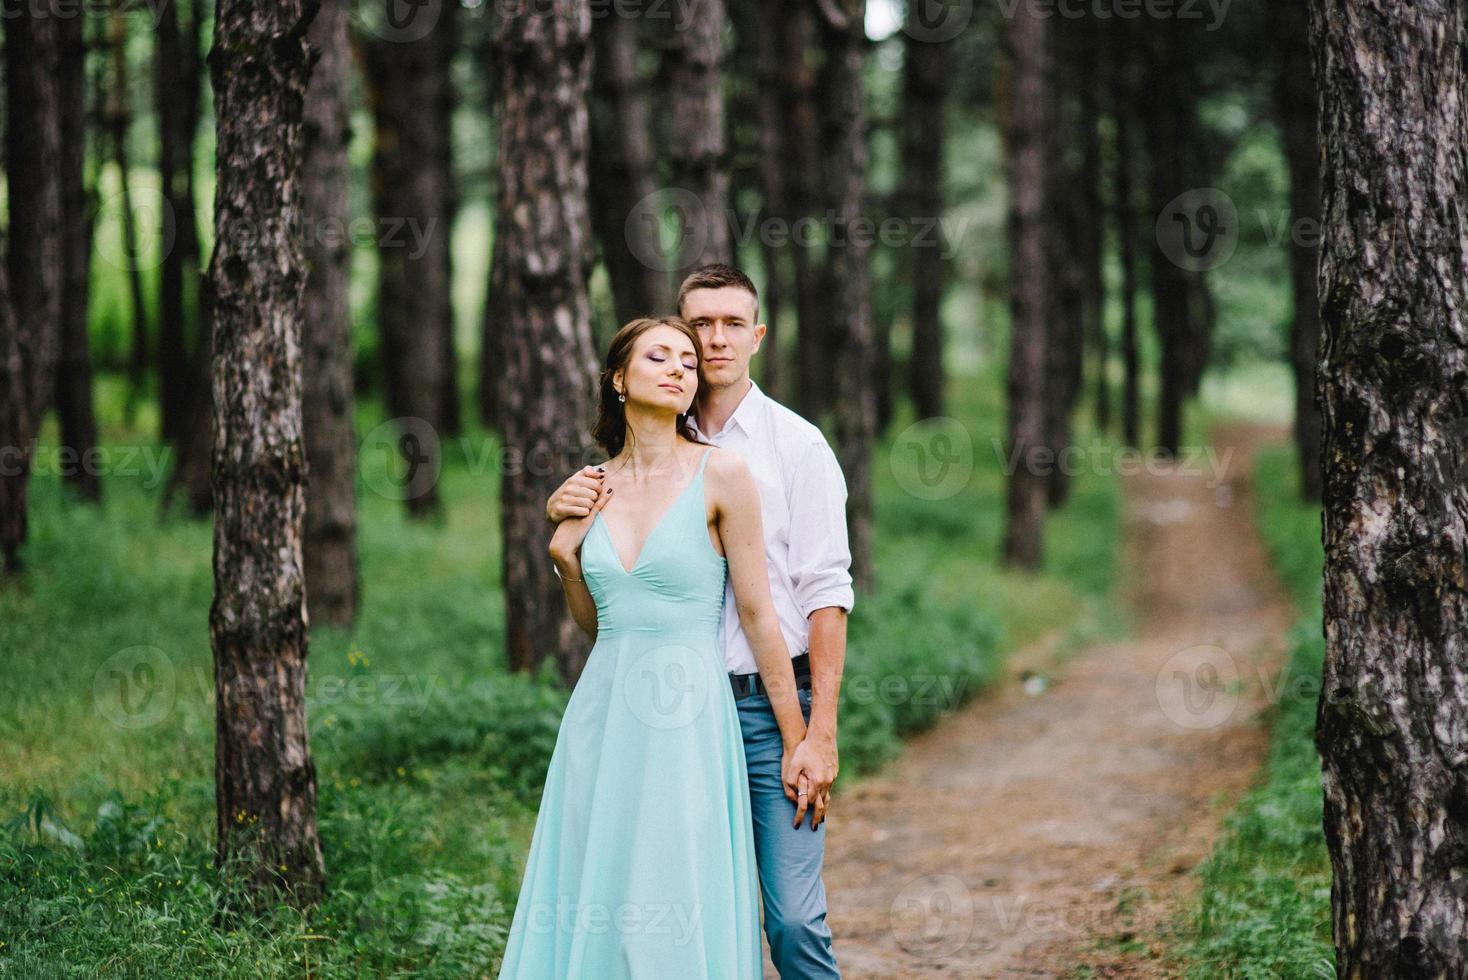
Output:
[547,465,605,523]
[784,440,856,829]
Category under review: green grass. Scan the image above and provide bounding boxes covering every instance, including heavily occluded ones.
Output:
[0,367,1122,975]
[1173,443,1334,979]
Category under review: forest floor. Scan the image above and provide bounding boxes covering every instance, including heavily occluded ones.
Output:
[799,419,1295,979]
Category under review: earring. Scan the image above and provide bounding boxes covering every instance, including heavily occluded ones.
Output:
[618,392,626,403]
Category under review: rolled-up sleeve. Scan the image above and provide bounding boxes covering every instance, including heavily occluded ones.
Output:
[786,438,855,617]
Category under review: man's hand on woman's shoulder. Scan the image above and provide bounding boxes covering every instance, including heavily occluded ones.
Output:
[546,465,606,523]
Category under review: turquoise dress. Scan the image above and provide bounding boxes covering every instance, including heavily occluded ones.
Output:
[497,447,762,978]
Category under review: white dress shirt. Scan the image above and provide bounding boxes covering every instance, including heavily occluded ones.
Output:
[687,379,855,675]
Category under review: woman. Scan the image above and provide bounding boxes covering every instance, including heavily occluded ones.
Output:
[497,316,809,978]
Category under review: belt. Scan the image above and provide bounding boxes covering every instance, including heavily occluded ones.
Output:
[729,652,812,700]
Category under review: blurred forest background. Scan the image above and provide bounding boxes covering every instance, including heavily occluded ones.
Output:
[0,0,1340,975]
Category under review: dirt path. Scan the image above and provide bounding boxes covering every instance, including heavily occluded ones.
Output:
[807,420,1295,979]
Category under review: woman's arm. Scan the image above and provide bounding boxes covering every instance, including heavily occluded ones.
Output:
[548,483,613,640]
[552,554,599,639]
[711,452,808,779]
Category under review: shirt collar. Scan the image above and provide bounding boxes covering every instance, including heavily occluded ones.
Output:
[691,378,765,440]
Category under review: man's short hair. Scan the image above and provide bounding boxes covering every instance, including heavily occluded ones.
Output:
[676,264,760,321]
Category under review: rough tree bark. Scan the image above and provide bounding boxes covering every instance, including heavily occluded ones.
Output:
[206,0,326,906]
[491,1,601,681]
[902,8,949,422]
[56,7,101,503]
[665,0,733,274]
[302,0,360,628]
[1276,0,1324,503]
[2,3,66,573]
[588,8,670,325]
[1311,1,1468,975]
[820,0,875,594]
[363,0,458,517]
[1000,0,1050,571]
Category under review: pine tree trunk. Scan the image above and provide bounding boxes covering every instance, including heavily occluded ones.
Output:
[785,3,830,423]
[491,2,601,682]
[1140,28,1189,457]
[207,0,325,907]
[1079,30,1107,437]
[302,0,360,629]
[665,0,732,273]
[902,13,949,423]
[1043,18,1085,509]
[0,232,27,575]
[821,0,875,594]
[588,10,670,325]
[156,0,204,448]
[56,8,101,504]
[1276,0,1323,503]
[1000,0,1049,571]
[2,3,66,573]
[1312,2,1468,975]
[364,4,457,518]
[107,9,154,425]
[1111,18,1141,450]
[750,0,785,399]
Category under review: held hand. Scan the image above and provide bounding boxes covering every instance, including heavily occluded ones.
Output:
[548,484,613,566]
[787,734,837,830]
[546,466,606,524]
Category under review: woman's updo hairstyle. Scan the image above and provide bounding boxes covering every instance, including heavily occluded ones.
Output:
[592,316,709,458]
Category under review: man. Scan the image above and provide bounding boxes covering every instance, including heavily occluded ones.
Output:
[546,264,851,978]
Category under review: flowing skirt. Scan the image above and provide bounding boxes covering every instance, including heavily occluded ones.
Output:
[496,627,762,979]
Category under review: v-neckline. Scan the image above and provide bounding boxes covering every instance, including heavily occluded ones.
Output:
[594,451,710,576]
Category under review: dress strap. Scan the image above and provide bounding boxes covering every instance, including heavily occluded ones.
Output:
[696,445,715,477]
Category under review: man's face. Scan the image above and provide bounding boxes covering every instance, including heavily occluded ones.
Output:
[680,286,765,391]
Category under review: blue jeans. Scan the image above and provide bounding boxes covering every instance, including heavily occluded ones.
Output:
[736,687,841,979]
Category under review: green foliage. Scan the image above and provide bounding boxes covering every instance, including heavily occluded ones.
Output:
[1175,444,1334,978]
